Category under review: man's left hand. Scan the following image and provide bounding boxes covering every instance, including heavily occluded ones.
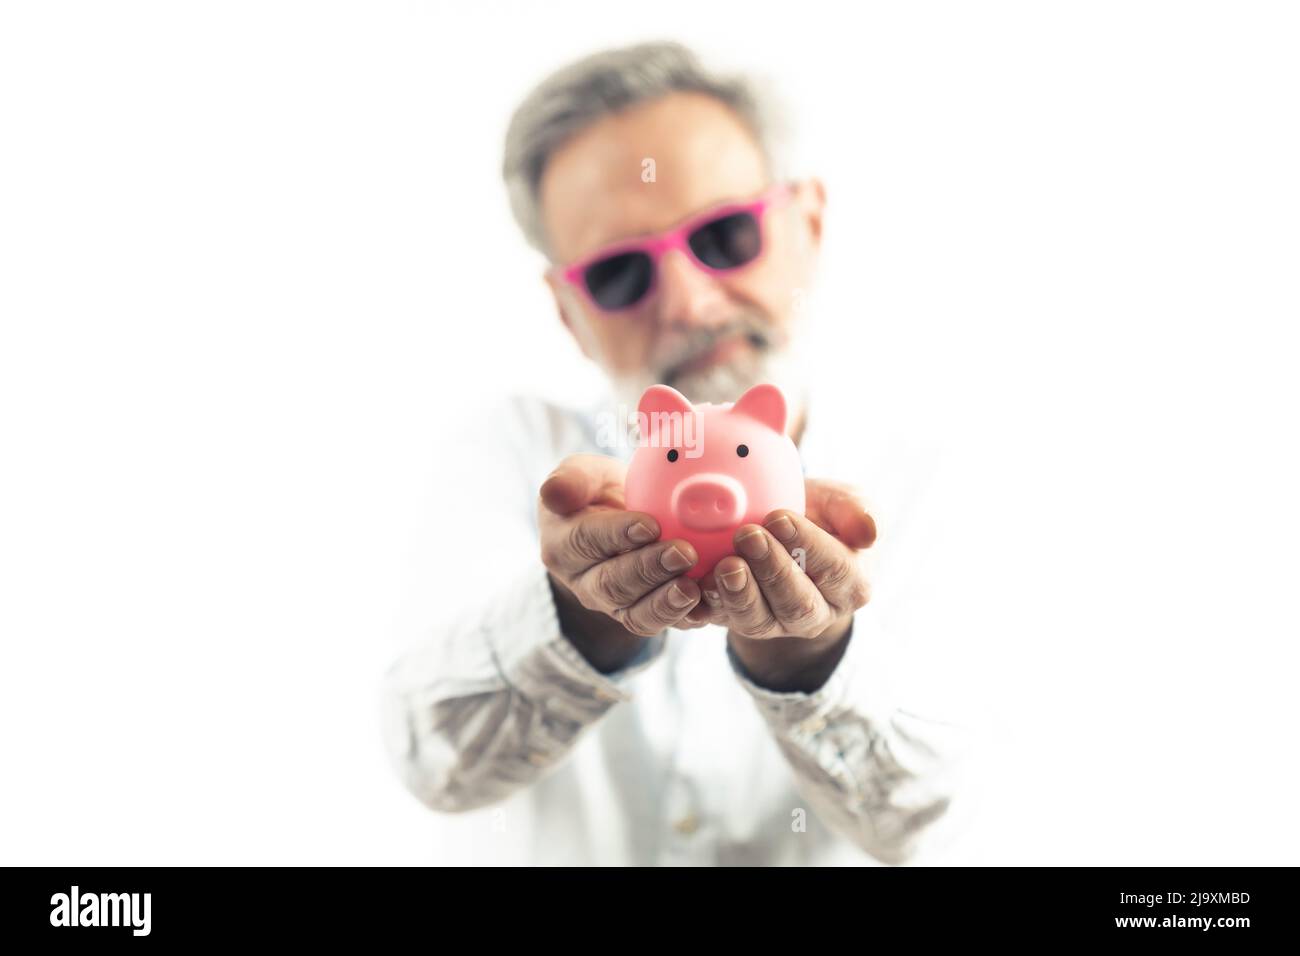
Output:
[688,479,877,692]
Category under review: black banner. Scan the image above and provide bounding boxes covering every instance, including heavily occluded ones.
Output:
[1,866,1292,945]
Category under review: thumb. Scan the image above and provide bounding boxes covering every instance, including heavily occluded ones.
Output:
[805,479,877,549]
[540,454,628,516]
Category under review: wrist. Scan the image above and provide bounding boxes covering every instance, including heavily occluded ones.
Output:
[547,573,649,674]
[727,613,854,693]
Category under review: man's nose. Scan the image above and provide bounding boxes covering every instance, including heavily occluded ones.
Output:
[653,248,731,331]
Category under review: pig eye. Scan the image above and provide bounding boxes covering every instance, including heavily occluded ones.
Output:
[736,444,749,458]
[666,449,679,462]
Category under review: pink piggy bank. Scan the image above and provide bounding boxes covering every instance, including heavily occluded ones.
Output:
[624,382,805,580]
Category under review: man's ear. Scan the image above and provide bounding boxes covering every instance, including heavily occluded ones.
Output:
[797,176,827,251]
[544,269,594,361]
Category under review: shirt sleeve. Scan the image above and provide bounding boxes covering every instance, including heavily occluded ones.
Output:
[725,604,977,865]
[379,394,667,813]
[381,550,667,814]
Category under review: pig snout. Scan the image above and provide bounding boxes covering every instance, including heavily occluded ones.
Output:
[671,473,747,532]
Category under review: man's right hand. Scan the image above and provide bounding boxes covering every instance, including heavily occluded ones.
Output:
[539,454,703,672]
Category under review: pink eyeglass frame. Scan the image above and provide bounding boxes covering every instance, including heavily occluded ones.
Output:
[552,181,795,314]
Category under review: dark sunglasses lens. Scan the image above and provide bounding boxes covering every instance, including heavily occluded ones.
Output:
[688,212,762,269]
[584,251,653,310]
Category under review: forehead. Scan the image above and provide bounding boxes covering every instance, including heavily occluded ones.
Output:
[539,91,770,263]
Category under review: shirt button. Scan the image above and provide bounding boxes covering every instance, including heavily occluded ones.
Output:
[672,813,700,836]
[527,751,549,766]
[799,715,828,735]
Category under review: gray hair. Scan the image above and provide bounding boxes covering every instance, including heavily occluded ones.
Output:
[502,40,789,259]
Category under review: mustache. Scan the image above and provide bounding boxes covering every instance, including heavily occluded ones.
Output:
[657,315,777,389]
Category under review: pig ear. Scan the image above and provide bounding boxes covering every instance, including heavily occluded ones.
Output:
[731,383,788,433]
[637,384,694,420]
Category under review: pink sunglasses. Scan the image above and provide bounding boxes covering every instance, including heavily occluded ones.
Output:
[553,181,794,313]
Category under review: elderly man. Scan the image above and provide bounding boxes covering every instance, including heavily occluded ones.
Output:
[381,41,972,866]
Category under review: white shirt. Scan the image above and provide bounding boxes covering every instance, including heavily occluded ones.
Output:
[380,382,981,866]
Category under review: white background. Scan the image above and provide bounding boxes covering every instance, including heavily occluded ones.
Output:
[2,1,1297,864]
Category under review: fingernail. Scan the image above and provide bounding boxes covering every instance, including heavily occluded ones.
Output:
[721,568,748,592]
[628,522,656,545]
[702,589,721,607]
[661,546,692,573]
[766,515,797,543]
[668,582,694,608]
[735,529,769,560]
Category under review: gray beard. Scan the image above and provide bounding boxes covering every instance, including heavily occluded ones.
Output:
[565,286,818,440]
[608,337,810,440]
